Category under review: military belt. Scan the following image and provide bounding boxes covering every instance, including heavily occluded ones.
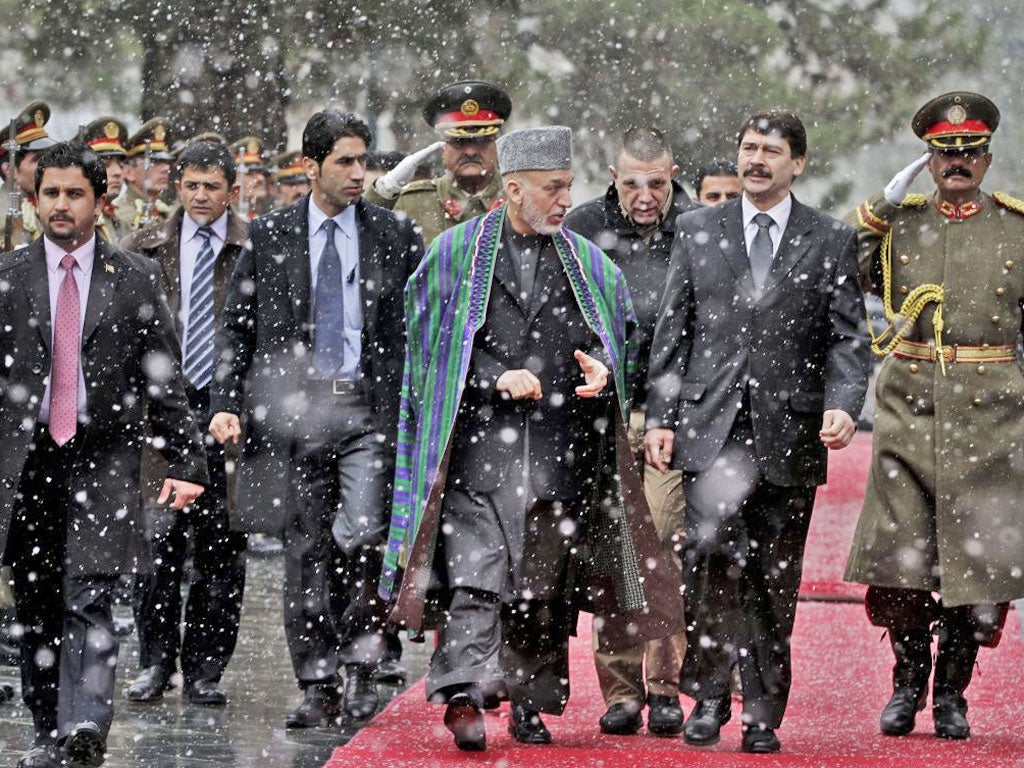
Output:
[892,339,1016,364]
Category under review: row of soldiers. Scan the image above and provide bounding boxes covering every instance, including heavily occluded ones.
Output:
[0,102,314,249]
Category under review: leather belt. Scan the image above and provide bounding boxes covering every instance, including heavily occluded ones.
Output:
[307,378,363,395]
[892,339,1016,364]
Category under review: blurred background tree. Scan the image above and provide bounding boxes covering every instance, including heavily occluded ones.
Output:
[1,0,1016,207]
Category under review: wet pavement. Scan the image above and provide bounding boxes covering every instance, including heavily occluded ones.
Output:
[0,553,431,768]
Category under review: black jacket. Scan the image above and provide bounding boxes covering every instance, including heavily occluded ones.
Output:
[210,195,423,531]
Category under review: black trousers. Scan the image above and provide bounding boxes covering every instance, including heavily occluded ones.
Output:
[6,429,120,742]
[132,385,247,685]
[283,391,390,687]
[680,412,816,730]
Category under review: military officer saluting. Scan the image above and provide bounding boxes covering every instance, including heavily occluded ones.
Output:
[115,117,174,232]
[845,91,1024,741]
[366,80,511,246]
[80,116,130,243]
[0,101,58,249]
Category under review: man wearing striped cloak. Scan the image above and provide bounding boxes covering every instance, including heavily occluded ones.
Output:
[378,126,685,751]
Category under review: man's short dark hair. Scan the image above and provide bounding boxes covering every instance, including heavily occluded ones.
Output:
[35,142,107,199]
[302,111,372,167]
[366,150,406,173]
[176,141,237,185]
[619,127,673,164]
[694,158,738,197]
[736,110,807,158]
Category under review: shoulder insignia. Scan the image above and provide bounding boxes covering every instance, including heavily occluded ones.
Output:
[900,193,928,208]
[993,192,1024,217]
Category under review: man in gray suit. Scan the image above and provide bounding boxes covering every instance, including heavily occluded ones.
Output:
[645,110,870,754]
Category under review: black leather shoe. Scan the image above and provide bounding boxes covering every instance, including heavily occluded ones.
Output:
[880,686,926,736]
[509,702,552,744]
[933,695,970,740]
[598,702,642,735]
[16,743,59,768]
[741,725,781,754]
[683,696,731,746]
[64,721,106,767]
[444,693,486,751]
[373,658,408,684]
[284,684,341,728]
[184,680,228,707]
[647,693,685,736]
[126,665,174,703]
[343,663,379,719]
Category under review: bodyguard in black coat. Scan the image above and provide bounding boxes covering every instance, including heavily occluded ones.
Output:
[209,111,422,727]
[0,143,207,768]
[645,112,870,754]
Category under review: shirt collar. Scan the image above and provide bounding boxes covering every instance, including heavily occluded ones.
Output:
[741,192,792,231]
[44,234,97,273]
[183,210,229,244]
[308,197,357,239]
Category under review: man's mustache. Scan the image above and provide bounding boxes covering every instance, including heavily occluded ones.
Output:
[743,167,772,179]
[49,214,74,223]
[942,165,972,179]
[457,156,483,165]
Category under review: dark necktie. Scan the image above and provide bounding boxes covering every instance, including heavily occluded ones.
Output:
[313,219,345,378]
[183,226,216,389]
[50,254,80,446]
[749,212,774,291]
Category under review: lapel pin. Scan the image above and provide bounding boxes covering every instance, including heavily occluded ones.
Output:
[104,263,115,274]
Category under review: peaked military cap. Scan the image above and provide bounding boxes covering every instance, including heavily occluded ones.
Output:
[273,150,308,184]
[912,91,1000,149]
[231,136,268,172]
[423,81,512,139]
[126,117,173,161]
[0,100,58,160]
[81,117,128,159]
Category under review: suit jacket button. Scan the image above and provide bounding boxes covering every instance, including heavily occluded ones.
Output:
[31,363,43,375]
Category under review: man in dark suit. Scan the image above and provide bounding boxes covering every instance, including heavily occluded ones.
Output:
[645,111,870,754]
[208,111,422,727]
[121,140,249,708]
[0,142,207,768]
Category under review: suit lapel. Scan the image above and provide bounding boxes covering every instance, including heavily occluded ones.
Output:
[492,242,527,316]
[24,240,51,353]
[355,201,383,344]
[717,202,758,300]
[760,197,814,297]
[285,197,313,329]
[526,241,560,325]
[83,240,121,343]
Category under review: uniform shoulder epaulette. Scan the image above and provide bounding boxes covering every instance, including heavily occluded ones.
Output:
[400,178,439,195]
[900,193,928,208]
[993,192,1024,216]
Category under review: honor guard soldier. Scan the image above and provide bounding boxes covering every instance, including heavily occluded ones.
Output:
[845,91,1024,741]
[115,117,174,233]
[273,149,311,207]
[0,101,58,249]
[366,80,512,247]
[231,136,274,218]
[80,117,129,243]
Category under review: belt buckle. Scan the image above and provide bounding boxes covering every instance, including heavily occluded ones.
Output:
[936,346,954,364]
[332,379,348,395]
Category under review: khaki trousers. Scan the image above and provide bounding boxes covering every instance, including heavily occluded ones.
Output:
[592,411,687,706]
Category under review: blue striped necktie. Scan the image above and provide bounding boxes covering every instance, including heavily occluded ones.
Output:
[183,225,216,389]
[313,218,346,378]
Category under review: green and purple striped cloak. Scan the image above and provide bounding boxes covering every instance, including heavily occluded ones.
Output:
[380,206,685,648]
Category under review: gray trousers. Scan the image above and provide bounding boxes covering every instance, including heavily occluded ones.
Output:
[426,486,579,714]
[283,392,390,687]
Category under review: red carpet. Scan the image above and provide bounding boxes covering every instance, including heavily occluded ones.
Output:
[327,433,1024,767]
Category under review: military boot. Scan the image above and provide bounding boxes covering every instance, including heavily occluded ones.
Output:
[932,634,978,740]
[879,629,931,736]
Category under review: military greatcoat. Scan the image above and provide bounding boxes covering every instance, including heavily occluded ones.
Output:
[367,171,504,248]
[845,190,1024,606]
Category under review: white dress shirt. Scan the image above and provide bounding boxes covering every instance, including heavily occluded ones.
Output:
[741,193,793,260]
[178,211,228,362]
[39,235,95,423]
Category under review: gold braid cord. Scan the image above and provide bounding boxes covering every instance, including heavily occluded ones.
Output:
[871,228,946,372]
[993,191,1024,216]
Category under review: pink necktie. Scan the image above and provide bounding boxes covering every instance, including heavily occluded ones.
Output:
[49,254,80,446]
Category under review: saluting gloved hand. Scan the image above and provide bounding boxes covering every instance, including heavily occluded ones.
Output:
[883,151,932,205]
[373,141,446,199]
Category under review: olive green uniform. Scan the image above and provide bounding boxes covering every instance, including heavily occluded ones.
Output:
[113,185,172,234]
[844,190,1024,607]
[366,172,503,248]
